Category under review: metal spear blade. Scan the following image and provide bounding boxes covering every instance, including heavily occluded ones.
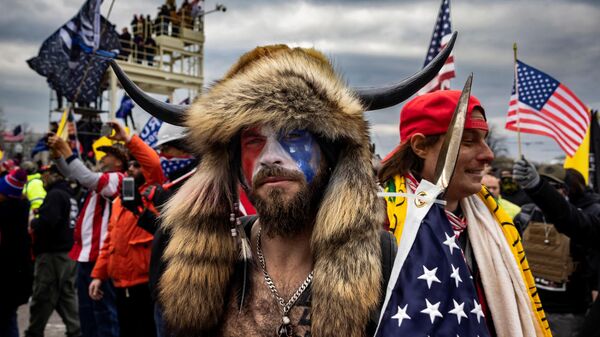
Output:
[433,74,473,191]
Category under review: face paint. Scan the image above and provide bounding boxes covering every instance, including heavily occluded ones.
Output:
[240,126,321,186]
[277,129,320,183]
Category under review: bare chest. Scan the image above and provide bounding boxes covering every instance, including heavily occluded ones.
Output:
[220,267,312,337]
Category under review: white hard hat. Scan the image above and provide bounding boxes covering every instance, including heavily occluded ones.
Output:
[154,122,188,148]
[14,143,23,154]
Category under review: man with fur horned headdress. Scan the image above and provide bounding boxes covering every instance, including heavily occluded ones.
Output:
[108,36,455,336]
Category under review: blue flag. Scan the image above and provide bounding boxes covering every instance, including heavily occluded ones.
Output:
[375,180,491,336]
[27,0,120,103]
[139,117,163,148]
[115,95,135,119]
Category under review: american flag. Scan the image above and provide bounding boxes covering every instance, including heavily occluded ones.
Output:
[160,156,195,177]
[418,0,456,95]
[506,60,590,156]
[2,125,25,143]
[375,183,490,336]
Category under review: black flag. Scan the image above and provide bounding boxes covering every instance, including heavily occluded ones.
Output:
[27,0,120,104]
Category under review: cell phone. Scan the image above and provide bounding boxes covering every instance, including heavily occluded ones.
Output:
[100,123,114,137]
[122,177,136,201]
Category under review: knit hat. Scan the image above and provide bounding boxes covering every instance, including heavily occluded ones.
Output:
[0,168,27,198]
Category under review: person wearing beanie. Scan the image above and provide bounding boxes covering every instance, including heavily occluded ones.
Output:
[378,90,551,336]
[0,168,28,199]
[0,168,33,336]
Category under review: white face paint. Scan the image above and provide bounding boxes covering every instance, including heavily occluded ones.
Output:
[240,126,322,186]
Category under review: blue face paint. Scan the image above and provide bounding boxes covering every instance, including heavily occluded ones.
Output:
[277,129,320,183]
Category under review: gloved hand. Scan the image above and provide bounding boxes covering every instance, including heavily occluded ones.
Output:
[122,187,143,215]
[140,184,168,216]
[513,158,540,190]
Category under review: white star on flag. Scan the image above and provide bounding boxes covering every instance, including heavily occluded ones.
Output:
[420,299,443,324]
[450,264,463,287]
[417,266,441,289]
[470,299,485,323]
[448,299,468,324]
[391,304,411,327]
[443,232,459,255]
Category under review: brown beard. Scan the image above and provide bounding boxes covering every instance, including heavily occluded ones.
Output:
[249,165,328,238]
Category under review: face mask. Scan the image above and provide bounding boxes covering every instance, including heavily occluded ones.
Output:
[160,154,194,178]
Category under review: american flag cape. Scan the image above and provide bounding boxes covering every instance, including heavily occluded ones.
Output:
[418,0,456,95]
[506,60,589,156]
[375,180,491,336]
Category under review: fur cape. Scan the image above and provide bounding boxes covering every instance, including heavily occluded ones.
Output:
[159,45,384,336]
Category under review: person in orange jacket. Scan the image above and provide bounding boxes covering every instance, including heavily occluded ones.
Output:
[88,121,166,337]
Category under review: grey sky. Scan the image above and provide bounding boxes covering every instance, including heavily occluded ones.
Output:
[1,0,599,161]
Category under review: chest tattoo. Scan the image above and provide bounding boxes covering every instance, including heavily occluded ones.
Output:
[220,266,312,337]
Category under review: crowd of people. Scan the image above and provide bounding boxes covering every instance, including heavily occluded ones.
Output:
[117,0,203,66]
[2,46,600,337]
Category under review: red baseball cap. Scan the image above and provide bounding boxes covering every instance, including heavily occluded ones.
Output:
[383,90,488,162]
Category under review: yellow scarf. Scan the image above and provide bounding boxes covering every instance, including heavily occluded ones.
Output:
[383,175,552,336]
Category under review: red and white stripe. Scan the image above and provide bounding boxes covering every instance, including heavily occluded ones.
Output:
[69,172,123,262]
[506,84,590,156]
[418,34,456,95]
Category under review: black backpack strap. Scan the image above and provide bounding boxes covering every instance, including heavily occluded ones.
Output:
[380,230,397,287]
[367,230,398,334]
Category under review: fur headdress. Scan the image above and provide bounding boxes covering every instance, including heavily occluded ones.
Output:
[107,36,456,336]
[160,45,384,336]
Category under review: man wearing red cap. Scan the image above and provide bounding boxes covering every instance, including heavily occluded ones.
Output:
[378,90,552,337]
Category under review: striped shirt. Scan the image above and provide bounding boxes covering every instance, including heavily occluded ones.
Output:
[56,156,124,262]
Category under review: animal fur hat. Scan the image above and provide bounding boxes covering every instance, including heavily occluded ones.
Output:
[160,45,384,336]
[107,36,456,336]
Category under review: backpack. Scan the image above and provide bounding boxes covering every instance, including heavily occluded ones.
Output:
[523,221,574,283]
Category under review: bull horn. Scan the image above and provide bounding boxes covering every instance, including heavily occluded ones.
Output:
[108,60,188,126]
[355,31,458,111]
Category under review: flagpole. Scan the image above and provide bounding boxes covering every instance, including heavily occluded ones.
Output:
[513,43,523,158]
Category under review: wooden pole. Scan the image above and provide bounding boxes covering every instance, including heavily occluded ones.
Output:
[513,42,523,158]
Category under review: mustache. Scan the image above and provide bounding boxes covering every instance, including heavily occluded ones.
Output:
[252,166,305,188]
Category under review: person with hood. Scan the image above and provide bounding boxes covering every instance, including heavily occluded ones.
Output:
[108,35,457,336]
[25,165,81,337]
[87,120,165,337]
[0,169,32,337]
[21,161,47,221]
[378,90,551,336]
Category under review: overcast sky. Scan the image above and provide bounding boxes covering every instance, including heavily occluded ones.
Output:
[1,0,599,161]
